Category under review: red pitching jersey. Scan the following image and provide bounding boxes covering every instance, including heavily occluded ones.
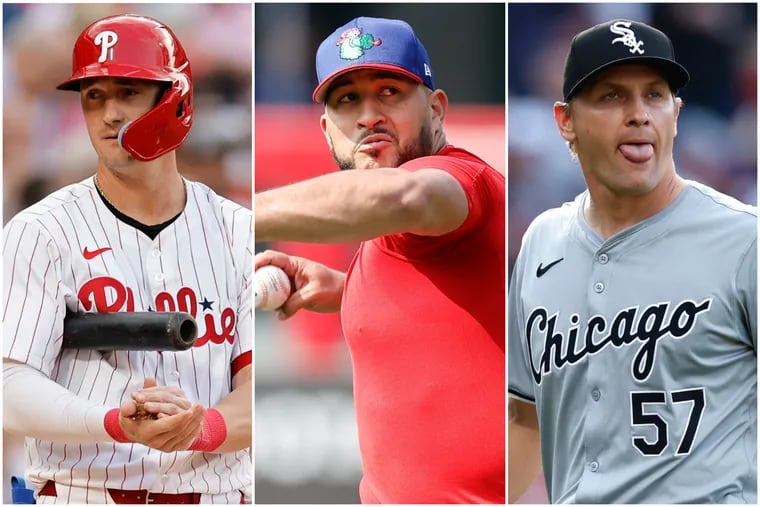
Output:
[342,146,505,503]
[2,177,252,498]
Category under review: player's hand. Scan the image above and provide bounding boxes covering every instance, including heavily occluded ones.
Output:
[255,249,346,320]
[118,378,205,452]
[130,377,193,417]
[119,403,205,452]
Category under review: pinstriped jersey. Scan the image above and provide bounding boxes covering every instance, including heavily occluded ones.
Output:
[508,181,757,503]
[3,177,252,496]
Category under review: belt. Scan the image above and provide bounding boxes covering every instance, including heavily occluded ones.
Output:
[40,480,202,504]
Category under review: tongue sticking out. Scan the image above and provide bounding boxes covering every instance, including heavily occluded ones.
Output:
[619,143,654,163]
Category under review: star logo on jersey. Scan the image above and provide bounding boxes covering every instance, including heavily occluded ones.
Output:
[200,298,214,311]
[536,258,564,278]
[83,246,112,260]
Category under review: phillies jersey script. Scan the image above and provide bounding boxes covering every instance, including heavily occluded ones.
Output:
[509,181,757,503]
[3,177,252,498]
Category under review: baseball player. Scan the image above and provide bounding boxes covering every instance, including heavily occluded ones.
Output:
[255,16,505,504]
[3,14,252,504]
[508,19,757,503]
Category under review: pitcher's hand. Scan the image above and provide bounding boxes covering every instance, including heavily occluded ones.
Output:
[255,249,346,319]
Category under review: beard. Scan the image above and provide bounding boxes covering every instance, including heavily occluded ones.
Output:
[330,121,436,171]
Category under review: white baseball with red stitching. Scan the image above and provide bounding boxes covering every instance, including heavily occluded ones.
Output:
[254,265,291,311]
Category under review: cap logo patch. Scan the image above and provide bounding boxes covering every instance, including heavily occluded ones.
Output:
[335,27,382,60]
[94,30,118,62]
[610,21,644,55]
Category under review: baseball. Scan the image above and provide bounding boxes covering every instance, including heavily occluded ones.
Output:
[254,265,292,311]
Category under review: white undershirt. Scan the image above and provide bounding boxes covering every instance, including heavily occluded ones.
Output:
[3,359,113,443]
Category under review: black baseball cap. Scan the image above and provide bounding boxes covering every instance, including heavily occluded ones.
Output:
[562,19,689,101]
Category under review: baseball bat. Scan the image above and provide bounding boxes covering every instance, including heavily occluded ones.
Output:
[62,312,198,351]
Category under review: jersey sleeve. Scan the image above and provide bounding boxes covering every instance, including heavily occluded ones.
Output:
[508,236,536,404]
[3,218,64,374]
[382,154,502,257]
[736,236,757,351]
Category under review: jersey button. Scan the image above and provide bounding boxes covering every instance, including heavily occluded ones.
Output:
[590,461,599,472]
[171,371,180,379]
[593,282,604,293]
[155,273,165,282]
[151,249,161,258]
[598,253,609,264]
[591,388,601,401]
[160,474,169,483]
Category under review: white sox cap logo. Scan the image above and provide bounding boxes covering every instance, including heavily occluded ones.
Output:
[610,21,644,55]
[94,30,118,62]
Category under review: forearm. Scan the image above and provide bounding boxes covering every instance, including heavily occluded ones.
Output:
[3,360,111,443]
[508,399,543,503]
[256,169,415,242]
[256,168,467,242]
[210,365,251,453]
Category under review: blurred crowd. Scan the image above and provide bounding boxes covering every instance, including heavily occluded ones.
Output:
[2,3,252,223]
[508,3,757,274]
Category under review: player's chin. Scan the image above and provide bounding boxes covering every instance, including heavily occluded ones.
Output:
[610,174,661,196]
[100,151,136,170]
[354,151,398,170]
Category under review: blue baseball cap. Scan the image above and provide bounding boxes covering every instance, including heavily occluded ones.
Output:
[312,16,435,103]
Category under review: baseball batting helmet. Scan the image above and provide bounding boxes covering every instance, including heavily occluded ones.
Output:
[57,14,193,162]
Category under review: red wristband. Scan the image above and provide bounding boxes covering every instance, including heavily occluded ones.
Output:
[188,408,227,452]
[104,408,131,443]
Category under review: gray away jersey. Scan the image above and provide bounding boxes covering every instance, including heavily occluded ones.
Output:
[509,181,757,503]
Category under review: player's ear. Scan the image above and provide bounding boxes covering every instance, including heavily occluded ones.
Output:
[554,101,576,144]
[429,89,448,135]
[320,113,333,149]
[673,96,683,137]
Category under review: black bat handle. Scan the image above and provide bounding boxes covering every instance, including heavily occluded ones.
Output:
[62,312,198,351]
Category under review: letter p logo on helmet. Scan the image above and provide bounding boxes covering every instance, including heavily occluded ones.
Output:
[94,30,118,62]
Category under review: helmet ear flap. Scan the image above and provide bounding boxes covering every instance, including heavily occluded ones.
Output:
[155,81,172,106]
[118,82,193,161]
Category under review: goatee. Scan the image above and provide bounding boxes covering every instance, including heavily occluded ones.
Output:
[331,123,435,170]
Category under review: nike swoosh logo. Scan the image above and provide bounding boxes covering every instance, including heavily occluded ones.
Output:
[536,258,564,278]
[83,247,112,260]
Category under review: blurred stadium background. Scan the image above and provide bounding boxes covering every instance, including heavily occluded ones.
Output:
[509,3,757,504]
[254,2,504,503]
[2,3,251,503]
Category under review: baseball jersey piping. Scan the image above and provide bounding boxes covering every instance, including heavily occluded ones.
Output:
[94,182,184,239]
[507,387,535,403]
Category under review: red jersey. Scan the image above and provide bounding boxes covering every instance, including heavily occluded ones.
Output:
[342,145,505,503]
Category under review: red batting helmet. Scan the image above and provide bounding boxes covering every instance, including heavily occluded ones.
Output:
[57,14,193,162]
